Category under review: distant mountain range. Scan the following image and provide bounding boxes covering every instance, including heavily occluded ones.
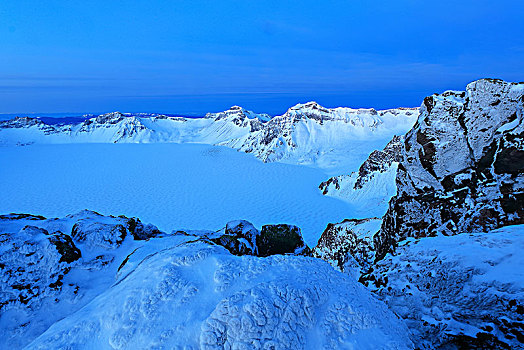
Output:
[0,102,418,173]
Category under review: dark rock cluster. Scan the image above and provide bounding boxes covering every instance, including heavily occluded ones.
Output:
[210,220,311,257]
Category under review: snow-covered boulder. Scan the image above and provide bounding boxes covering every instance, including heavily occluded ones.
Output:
[0,224,81,312]
[26,240,414,350]
[211,220,260,256]
[363,225,524,349]
[375,79,524,259]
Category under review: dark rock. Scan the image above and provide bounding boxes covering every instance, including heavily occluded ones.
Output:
[125,217,162,240]
[47,232,82,263]
[0,213,46,221]
[313,218,379,274]
[256,224,310,257]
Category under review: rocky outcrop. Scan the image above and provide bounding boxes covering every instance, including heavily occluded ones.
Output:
[211,220,260,256]
[319,134,404,194]
[375,79,524,259]
[318,135,404,218]
[312,218,381,276]
[210,220,310,257]
[353,135,404,190]
[124,217,163,240]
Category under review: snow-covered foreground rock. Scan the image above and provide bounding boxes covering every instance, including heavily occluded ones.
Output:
[363,225,524,349]
[0,211,414,349]
[0,102,417,173]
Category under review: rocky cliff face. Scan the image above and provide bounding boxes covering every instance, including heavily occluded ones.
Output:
[374,79,524,259]
[312,218,381,277]
[0,212,412,349]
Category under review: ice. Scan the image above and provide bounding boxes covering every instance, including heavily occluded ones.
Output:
[0,143,356,246]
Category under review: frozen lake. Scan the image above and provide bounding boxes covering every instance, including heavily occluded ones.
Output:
[0,143,359,246]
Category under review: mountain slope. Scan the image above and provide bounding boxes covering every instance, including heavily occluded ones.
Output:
[239,102,417,171]
[318,135,404,217]
[365,225,524,349]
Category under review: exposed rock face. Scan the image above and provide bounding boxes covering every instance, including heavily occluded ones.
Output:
[375,79,524,259]
[312,218,381,276]
[124,217,163,240]
[363,225,524,349]
[256,224,310,257]
[318,135,404,218]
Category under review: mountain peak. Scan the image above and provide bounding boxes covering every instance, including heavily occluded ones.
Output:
[289,101,328,112]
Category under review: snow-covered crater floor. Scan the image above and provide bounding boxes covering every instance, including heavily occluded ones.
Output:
[0,143,356,246]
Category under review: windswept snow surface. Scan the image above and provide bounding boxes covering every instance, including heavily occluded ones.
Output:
[24,238,413,350]
[0,143,356,246]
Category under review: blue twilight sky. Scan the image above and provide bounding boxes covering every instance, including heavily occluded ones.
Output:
[1,0,523,115]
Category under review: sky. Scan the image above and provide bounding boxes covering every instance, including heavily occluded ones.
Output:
[1,0,523,115]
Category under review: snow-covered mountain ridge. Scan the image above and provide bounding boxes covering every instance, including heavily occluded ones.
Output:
[0,103,418,171]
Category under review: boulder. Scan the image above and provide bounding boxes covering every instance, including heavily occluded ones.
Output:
[211,220,260,256]
[256,224,310,257]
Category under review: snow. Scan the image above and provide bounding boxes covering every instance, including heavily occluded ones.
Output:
[368,224,524,348]
[0,103,418,175]
[0,143,357,247]
[23,236,413,349]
